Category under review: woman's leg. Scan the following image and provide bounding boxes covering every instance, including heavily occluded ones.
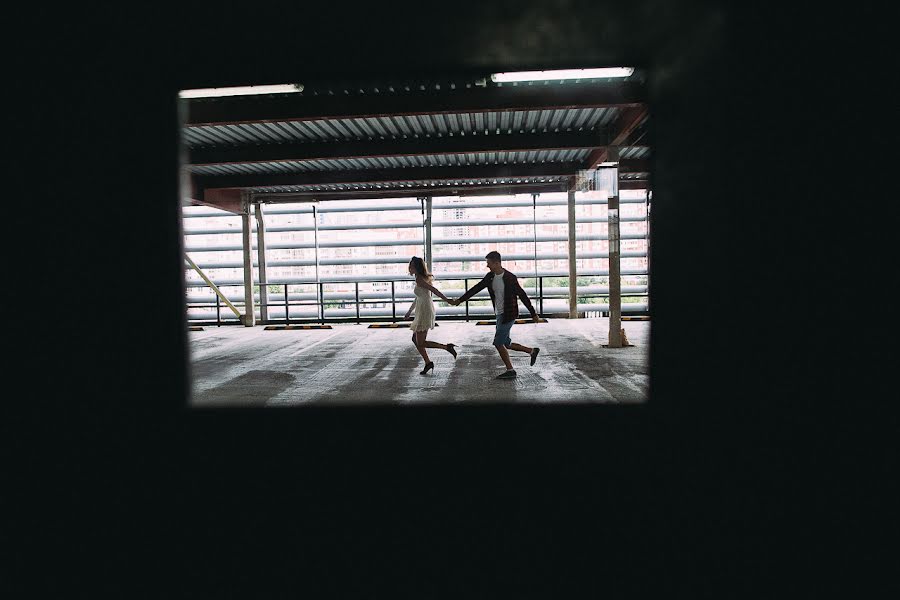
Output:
[414,330,431,363]
[424,339,455,359]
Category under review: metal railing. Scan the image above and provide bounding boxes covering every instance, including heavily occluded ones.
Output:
[185,276,649,327]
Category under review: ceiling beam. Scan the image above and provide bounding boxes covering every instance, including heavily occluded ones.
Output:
[617,158,648,173]
[252,182,569,203]
[189,188,244,214]
[584,106,649,169]
[185,82,647,126]
[197,162,582,192]
[188,131,612,166]
[618,179,650,190]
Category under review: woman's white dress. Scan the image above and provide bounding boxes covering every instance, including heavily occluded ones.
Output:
[409,283,436,331]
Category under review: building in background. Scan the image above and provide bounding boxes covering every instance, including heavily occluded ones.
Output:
[183,191,649,323]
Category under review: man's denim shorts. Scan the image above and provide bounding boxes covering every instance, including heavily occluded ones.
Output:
[493,318,514,348]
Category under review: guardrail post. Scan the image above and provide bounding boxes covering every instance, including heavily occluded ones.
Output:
[284,285,290,325]
[539,276,544,316]
[391,281,396,323]
[355,282,360,324]
[464,278,469,322]
[216,294,221,327]
[319,282,325,325]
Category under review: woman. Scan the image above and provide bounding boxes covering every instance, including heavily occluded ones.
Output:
[403,256,458,374]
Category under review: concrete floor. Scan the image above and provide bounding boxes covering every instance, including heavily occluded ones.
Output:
[188,318,649,406]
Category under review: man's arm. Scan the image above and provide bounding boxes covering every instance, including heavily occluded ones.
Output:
[455,274,491,304]
[515,278,539,320]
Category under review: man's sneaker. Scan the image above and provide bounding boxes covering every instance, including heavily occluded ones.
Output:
[496,369,517,379]
[530,348,540,366]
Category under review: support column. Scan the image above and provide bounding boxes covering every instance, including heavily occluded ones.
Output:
[532,193,539,308]
[606,147,622,346]
[254,202,268,323]
[240,192,255,327]
[312,204,321,322]
[645,189,651,314]
[567,183,578,319]
[424,196,433,273]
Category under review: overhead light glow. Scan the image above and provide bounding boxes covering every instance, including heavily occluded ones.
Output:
[178,83,304,99]
[490,68,633,83]
[597,161,619,167]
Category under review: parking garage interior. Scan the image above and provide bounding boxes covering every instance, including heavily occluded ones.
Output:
[182,70,652,405]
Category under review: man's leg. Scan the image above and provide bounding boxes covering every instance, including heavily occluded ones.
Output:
[493,320,517,377]
[495,344,514,370]
[511,340,540,366]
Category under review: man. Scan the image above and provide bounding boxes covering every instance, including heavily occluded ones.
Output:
[449,251,541,379]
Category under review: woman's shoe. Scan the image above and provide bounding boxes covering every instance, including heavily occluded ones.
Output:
[420,362,435,375]
[446,344,457,360]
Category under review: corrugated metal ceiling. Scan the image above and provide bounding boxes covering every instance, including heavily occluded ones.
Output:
[183,107,620,148]
[183,76,650,195]
[619,146,649,160]
[190,149,593,176]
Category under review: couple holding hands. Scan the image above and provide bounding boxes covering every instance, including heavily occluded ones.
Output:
[404,251,541,379]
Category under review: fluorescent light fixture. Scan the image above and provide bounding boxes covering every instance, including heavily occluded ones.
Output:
[178,83,304,99]
[597,161,619,167]
[490,67,633,83]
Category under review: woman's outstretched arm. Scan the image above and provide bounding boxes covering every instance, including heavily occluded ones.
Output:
[415,276,450,302]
